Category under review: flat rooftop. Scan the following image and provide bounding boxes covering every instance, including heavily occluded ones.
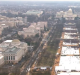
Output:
[64,34,78,39]
[61,46,79,55]
[59,56,80,67]
[4,47,20,54]
[63,28,77,30]
[64,23,76,25]
[63,42,78,46]
[4,40,12,43]
[65,32,77,35]
[26,10,43,15]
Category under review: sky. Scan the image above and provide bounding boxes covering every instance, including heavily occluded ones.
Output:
[0,0,80,1]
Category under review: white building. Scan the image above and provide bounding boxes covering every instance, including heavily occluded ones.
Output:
[37,22,47,30]
[18,22,47,38]
[61,46,79,55]
[0,39,28,63]
[55,56,80,72]
[56,9,77,20]
[0,54,4,66]
[18,26,39,38]
[24,10,43,17]
[3,47,24,63]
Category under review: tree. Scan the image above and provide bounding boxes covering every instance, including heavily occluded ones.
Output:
[25,38,32,45]
[27,15,37,22]
[35,34,39,37]
[62,17,66,23]
[44,25,46,31]
[75,17,79,20]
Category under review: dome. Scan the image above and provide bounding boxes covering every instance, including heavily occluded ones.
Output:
[12,39,21,45]
[68,8,72,12]
[12,39,20,43]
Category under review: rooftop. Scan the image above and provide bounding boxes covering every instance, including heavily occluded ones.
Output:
[64,34,78,39]
[26,10,43,15]
[4,40,12,43]
[57,72,80,75]
[61,46,79,55]
[12,39,20,43]
[4,47,20,54]
[59,56,80,68]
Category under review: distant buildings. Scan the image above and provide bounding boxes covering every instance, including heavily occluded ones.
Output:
[18,22,47,38]
[0,15,28,35]
[37,22,47,31]
[23,10,43,17]
[0,15,27,26]
[56,8,77,20]
[23,17,27,24]
[0,39,28,64]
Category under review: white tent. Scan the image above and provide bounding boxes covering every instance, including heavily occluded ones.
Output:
[59,56,80,67]
[63,42,78,45]
[55,66,65,71]
[57,72,80,75]
[64,34,77,39]
[64,28,77,30]
[61,46,79,55]
[65,32,77,35]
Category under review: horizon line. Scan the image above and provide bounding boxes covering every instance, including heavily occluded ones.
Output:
[0,0,80,1]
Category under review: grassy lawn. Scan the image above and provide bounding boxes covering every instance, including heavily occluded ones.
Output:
[0,73,8,75]
[31,71,51,75]
[37,46,57,66]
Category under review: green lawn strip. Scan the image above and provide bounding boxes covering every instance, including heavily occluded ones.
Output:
[0,73,8,75]
[31,71,51,75]
[37,46,57,67]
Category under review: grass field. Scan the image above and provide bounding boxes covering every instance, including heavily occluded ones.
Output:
[37,46,57,66]
[0,73,8,75]
[31,71,51,75]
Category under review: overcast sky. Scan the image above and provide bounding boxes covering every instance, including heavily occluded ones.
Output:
[0,0,80,1]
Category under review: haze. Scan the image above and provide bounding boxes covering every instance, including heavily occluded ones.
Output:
[0,0,80,1]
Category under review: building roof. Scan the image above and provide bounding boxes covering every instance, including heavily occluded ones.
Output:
[4,40,12,43]
[57,72,80,75]
[59,56,80,67]
[64,34,77,39]
[64,28,77,30]
[61,46,79,55]
[26,10,42,15]
[40,67,47,70]
[12,39,20,43]
[1,24,6,25]
[63,42,78,45]
[4,47,20,54]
